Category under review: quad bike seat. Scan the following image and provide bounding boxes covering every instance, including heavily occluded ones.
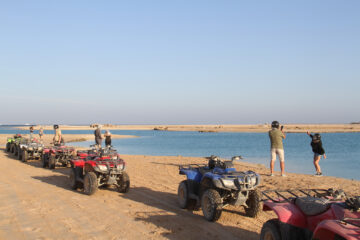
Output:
[295,197,330,216]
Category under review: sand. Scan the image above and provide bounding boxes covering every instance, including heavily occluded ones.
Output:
[16,124,360,133]
[0,137,359,239]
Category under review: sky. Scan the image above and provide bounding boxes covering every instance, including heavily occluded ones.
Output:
[1,1,359,125]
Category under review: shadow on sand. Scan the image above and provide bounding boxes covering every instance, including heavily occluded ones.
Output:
[122,186,259,240]
[32,175,72,190]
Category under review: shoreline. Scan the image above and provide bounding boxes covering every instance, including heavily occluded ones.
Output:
[13,123,360,133]
[0,133,137,146]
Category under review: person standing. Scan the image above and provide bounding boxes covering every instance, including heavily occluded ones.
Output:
[53,124,62,146]
[94,125,103,148]
[307,132,326,176]
[268,121,286,177]
[104,130,112,147]
[39,126,44,140]
[29,126,34,140]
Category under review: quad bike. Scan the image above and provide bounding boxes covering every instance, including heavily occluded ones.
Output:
[42,145,76,169]
[260,188,360,240]
[5,134,22,153]
[11,136,27,157]
[178,155,261,222]
[69,147,130,195]
[19,138,44,162]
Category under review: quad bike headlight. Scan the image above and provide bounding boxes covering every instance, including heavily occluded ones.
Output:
[97,165,108,171]
[221,179,236,188]
[117,164,125,170]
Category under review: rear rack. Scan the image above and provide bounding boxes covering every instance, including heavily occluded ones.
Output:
[341,218,360,228]
[179,164,208,170]
[261,189,342,203]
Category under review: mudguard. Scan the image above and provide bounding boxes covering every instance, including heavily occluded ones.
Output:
[263,200,307,228]
[313,220,360,240]
[179,169,202,182]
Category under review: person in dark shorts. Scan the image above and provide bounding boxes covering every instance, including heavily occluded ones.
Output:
[307,132,326,176]
[104,130,112,147]
[94,125,103,148]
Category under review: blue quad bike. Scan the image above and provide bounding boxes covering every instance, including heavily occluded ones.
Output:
[178,155,261,222]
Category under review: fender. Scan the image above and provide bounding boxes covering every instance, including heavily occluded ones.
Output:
[313,220,360,240]
[263,200,307,228]
[179,169,202,182]
[84,161,97,173]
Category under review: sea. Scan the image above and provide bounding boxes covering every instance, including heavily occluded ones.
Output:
[1,125,359,180]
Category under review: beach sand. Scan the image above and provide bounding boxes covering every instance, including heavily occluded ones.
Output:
[0,135,359,239]
[16,123,360,133]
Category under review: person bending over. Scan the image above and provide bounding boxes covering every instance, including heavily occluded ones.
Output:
[307,132,326,177]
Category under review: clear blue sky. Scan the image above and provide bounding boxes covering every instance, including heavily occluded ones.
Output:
[1,1,359,125]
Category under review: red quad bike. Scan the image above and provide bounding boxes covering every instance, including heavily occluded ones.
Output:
[69,147,130,195]
[42,145,76,169]
[260,189,360,240]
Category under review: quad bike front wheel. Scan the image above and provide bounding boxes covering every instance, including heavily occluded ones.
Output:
[117,172,130,193]
[244,189,262,218]
[260,219,281,240]
[22,150,28,162]
[48,155,56,169]
[84,172,98,195]
[69,168,81,190]
[201,189,223,222]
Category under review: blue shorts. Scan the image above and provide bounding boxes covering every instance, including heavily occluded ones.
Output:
[314,153,324,158]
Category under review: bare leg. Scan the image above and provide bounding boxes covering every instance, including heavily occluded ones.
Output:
[280,161,285,175]
[270,160,275,174]
[314,155,321,173]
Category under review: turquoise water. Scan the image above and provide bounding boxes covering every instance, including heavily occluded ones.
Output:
[1,126,359,180]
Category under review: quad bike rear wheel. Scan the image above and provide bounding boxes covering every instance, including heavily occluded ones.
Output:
[48,155,56,169]
[6,142,10,152]
[69,168,81,190]
[10,144,15,154]
[260,219,281,240]
[201,189,223,222]
[22,150,28,162]
[245,189,261,217]
[14,146,18,156]
[84,172,98,195]
[177,180,197,210]
[18,149,23,160]
[117,172,130,193]
[178,180,190,209]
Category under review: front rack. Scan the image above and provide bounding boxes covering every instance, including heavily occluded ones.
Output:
[261,189,344,203]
